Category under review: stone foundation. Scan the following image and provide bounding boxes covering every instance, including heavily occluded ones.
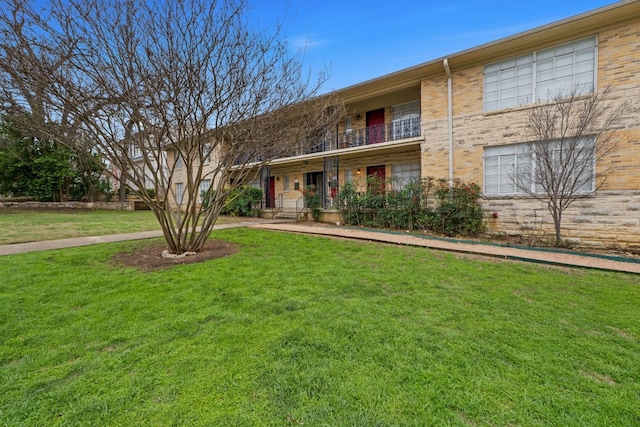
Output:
[482,190,640,249]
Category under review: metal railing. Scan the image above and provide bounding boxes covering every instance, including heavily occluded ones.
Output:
[271,192,284,218]
[232,117,421,164]
[295,195,306,221]
[306,117,421,155]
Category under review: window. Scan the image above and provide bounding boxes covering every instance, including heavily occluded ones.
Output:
[248,177,261,189]
[345,169,353,184]
[483,144,530,195]
[199,179,211,202]
[392,100,421,140]
[283,175,290,191]
[174,150,184,169]
[175,182,184,205]
[484,36,596,112]
[344,117,353,133]
[131,144,142,159]
[484,138,595,196]
[392,162,421,190]
[203,144,211,164]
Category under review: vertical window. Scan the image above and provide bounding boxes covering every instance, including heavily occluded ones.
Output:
[199,179,211,202]
[344,117,353,133]
[175,182,184,205]
[345,169,353,184]
[283,175,290,191]
[248,177,261,189]
[392,162,421,190]
[391,100,421,140]
[484,54,534,111]
[174,150,184,169]
[131,144,142,158]
[203,144,211,164]
[484,36,596,112]
[535,37,596,101]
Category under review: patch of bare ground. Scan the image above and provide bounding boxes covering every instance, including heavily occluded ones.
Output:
[112,239,238,272]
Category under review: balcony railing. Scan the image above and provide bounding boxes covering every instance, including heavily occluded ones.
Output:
[307,116,421,154]
[233,117,421,164]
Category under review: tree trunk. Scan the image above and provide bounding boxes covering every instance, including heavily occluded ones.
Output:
[118,175,127,202]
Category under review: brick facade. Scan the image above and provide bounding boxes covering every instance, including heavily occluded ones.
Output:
[415,16,640,247]
[166,2,640,248]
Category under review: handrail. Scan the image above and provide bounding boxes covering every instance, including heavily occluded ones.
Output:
[272,193,284,219]
[295,195,305,221]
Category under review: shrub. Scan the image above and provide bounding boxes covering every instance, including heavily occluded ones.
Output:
[218,186,262,217]
[303,185,321,221]
[337,176,483,237]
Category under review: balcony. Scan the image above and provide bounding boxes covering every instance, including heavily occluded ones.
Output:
[306,116,421,155]
[232,117,421,165]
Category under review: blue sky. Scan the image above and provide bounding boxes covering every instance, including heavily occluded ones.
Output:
[250,0,619,93]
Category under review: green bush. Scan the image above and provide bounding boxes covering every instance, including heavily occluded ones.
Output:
[337,177,483,237]
[216,186,262,217]
[303,185,321,221]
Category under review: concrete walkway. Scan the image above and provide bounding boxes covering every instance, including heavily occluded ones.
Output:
[0,221,264,256]
[251,223,640,275]
[2,220,640,274]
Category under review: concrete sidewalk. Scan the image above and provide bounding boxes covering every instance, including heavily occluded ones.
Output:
[3,220,640,274]
[250,223,640,275]
[0,221,263,256]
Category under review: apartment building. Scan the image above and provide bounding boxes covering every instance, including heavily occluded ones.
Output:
[168,1,640,248]
[255,0,640,248]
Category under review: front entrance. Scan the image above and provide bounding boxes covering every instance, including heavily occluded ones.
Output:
[306,171,324,208]
[367,165,385,180]
[366,108,385,144]
[367,165,386,194]
[266,176,276,208]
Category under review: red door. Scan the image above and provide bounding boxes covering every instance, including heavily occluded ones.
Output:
[367,165,385,180]
[366,108,385,144]
[367,165,386,194]
[267,176,276,208]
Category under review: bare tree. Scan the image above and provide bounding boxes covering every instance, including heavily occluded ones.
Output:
[1,0,341,255]
[0,0,109,201]
[512,87,627,246]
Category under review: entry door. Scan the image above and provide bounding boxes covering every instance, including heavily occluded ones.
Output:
[267,176,276,208]
[366,108,385,144]
[306,171,324,208]
[367,165,386,193]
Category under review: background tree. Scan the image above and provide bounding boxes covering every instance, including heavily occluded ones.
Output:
[512,87,627,246]
[1,0,340,254]
[0,0,110,202]
[0,117,111,201]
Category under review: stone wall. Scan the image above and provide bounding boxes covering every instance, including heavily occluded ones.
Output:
[482,190,640,249]
[0,201,136,211]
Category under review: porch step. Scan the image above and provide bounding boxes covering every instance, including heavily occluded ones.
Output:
[271,208,305,220]
[274,211,301,220]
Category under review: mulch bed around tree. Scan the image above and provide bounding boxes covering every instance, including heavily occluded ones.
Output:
[112,239,238,272]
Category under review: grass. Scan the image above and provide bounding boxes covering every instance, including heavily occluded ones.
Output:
[0,209,237,244]
[1,228,639,425]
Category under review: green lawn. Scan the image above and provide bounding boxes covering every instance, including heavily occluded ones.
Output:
[0,209,237,244]
[1,228,639,426]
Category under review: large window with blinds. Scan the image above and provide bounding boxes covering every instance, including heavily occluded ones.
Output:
[484,138,595,196]
[484,36,596,112]
[392,162,421,190]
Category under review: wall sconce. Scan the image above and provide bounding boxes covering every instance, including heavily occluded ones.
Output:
[356,168,361,175]
[355,114,361,120]
[276,176,280,181]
